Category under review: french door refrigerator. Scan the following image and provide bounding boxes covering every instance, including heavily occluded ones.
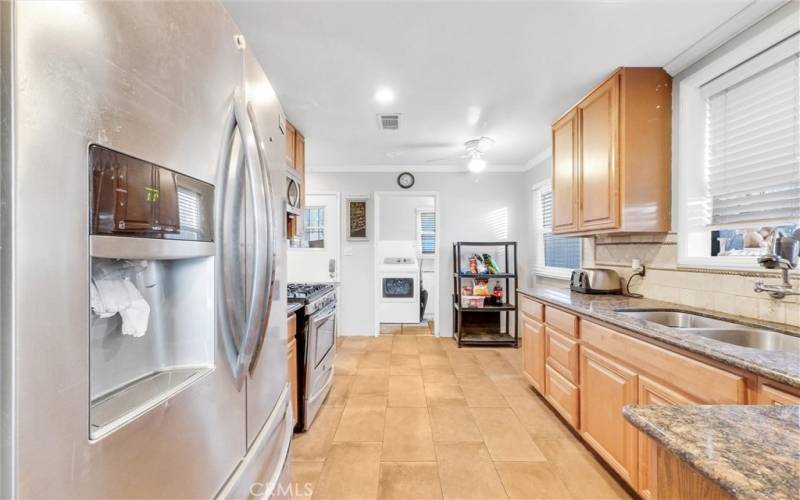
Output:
[0,1,291,498]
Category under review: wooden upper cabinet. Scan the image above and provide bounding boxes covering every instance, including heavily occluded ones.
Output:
[285,121,297,167]
[579,75,620,230]
[551,67,671,235]
[552,109,579,233]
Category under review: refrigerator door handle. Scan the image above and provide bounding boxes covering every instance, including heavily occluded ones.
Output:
[216,89,271,388]
[233,94,272,381]
[217,92,247,389]
[244,102,277,375]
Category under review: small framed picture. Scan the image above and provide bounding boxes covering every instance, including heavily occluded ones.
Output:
[346,197,369,241]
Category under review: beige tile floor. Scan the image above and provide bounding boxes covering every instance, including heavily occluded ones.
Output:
[290,335,632,500]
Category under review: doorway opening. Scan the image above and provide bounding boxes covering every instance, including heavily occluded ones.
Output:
[373,191,439,337]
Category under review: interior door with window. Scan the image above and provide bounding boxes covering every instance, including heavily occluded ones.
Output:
[288,193,340,283]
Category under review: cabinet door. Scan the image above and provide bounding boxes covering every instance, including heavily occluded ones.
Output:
[288,338,298,426]
[295,132,305,209]
[638,376,696,499]
[578,75,619,230]
[580,347,638,487]
[285,121,296,168]
[552,109,579,233]
[758,382,800,405]
[522,315,546,393]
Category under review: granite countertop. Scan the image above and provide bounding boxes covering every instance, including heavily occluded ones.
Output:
[518,286,800,388]
[624,405,800,500]
[287,302,302,316]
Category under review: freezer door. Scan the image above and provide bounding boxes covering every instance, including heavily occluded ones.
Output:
[242,48,290,448]
[12,3,247,497]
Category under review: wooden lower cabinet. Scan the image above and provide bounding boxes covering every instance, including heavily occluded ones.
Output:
[757,381,800,405]
[637,376,697,499]
[545,365,580,427]
[522,314,546,392]
[653,444,732,500]
[288,314,298,427]
[546,326,580,384]
[288,339,298,426]
[580,347,639,487]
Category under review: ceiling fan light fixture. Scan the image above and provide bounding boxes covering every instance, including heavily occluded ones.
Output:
[468,156,486,173]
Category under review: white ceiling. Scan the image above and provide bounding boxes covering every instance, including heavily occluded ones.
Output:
[226,1,752,171]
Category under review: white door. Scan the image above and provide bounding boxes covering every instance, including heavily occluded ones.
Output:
[288,193,340,283]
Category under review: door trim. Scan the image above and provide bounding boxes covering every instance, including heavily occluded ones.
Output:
[373,191,440,338]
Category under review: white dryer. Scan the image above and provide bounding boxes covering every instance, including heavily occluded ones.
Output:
[377,241,420,324]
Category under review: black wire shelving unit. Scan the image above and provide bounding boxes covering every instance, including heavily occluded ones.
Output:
[452,241,518,348]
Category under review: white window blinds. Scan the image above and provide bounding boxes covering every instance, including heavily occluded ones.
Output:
[534,185,581,272]
[705,53,800,226]
[417,210,436,254]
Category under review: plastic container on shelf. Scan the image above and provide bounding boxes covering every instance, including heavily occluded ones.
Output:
[461,295,486,308]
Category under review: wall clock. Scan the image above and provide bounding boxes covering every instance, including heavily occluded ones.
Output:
[397,172,415,189]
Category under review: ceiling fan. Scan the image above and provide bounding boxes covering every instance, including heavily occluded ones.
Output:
[424,136,495,173]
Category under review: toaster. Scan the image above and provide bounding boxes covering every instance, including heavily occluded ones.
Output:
[570,268,622,294]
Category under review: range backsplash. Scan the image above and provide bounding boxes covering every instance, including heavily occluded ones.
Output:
[583,233,799,328]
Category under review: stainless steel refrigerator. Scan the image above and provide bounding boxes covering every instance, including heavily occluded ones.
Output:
[0,2,292,497]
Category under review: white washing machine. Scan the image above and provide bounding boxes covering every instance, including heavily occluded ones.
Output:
[377,241,420,324]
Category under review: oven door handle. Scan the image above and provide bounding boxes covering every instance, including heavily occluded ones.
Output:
[310,304,336,326]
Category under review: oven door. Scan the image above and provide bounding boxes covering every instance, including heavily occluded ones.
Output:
[304,303,336,430]
[309,303,336,370]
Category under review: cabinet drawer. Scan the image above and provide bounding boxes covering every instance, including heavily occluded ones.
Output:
[545,365,579,428]
[581,320,746,404]
[546,327,579,383]
[520,296,544,322]
[545,306,578,337]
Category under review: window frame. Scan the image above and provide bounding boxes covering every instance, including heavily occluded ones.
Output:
[291,205,326,250]
[532,180,580,280]
[676,27,800,271]
[416,208,437,257]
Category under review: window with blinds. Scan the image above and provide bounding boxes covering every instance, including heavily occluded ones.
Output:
[704,53,800,227]
[534,185,581,275]
[417,210,436,255]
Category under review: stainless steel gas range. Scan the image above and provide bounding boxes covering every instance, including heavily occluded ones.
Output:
[287,283,337,431]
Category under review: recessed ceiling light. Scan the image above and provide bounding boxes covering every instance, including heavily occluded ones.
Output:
[374,88,395,104]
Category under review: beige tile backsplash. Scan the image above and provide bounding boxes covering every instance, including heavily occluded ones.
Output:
[587,233,800,327]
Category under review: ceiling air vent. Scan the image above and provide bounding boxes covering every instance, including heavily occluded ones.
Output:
[377,113,400,130]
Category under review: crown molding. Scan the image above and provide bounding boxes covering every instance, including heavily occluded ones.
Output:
[523,147,552,171]
[306,163,529,173]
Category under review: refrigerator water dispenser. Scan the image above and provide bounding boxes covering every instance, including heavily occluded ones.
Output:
[89,146,216,440]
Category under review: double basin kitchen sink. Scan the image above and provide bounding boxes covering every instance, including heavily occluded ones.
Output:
[615,309,800,353]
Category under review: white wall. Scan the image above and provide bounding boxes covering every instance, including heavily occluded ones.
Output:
[306,171,532,336]
[378,195,434,241]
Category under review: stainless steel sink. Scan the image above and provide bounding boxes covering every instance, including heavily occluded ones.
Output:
[616,310,735,329]
[685,329,800,353]
[616,309,800,353]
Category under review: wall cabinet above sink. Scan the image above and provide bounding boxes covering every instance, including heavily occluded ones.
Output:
[552,67,672,236]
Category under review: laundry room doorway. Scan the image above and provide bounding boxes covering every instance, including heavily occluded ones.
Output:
[373,191,439,337]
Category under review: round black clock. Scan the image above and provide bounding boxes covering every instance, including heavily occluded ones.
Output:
[397,172,415,189]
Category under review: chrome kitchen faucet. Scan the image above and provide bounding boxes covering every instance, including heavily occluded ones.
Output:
[754,228,800,299]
